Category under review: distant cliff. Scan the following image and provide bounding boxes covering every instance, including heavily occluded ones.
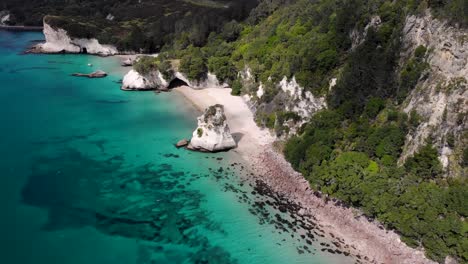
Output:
[30,17,118,56]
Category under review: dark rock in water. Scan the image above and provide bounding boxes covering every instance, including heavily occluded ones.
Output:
[163,153,180,158]
[278,205,287,213]
[72,70,107,78]
[175,139,189,148]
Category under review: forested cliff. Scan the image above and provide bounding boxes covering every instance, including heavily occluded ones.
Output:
[2,0,467,263]
[1,0,257,51]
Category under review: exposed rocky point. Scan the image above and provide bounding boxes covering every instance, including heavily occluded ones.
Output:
[121,69,169,91]
[188,104,236,152]
[175,139,189,148]
[31,18,118,56]
[72,70,107,78]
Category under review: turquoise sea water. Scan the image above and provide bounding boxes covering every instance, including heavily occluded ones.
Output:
[0,31,354,264]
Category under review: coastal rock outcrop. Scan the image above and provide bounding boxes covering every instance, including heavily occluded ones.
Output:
[278,76,327,120]
[121,69,168,91]
[72,70,107,78]
[0,11,11,25]
[175,139,189,148]
[399,12,468,176]
[121,67,227,91]
[177,72,228,89]
[188,104,236,152]
[240,67,327,138]
[33,19,118,56]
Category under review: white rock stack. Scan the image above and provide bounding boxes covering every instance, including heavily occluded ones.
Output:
[188,104,236,152]
[121,69,168,91]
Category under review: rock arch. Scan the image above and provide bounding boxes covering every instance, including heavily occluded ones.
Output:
[168,77,189,89]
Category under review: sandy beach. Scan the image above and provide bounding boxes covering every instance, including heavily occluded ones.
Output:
[175,85,434,264]
[175,86,274,157]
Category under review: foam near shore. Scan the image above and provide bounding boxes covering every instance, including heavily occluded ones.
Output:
[174,85,434,264]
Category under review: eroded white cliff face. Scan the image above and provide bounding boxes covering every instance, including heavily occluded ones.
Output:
[237,67,327,137]
[279,76,327,119]
[0,11,10,25]
[36,21,118,56]
[121,70,168,91]
[121,68,227,91]
[400,13,467,176]
[174,72,227,89]
[189,104,236,152]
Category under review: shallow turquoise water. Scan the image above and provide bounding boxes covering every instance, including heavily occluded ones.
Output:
[0,31,353,264]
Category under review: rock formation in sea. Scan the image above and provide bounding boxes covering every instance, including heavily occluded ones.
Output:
[175,139,189,148]
[72,70,107,78]
[238,67,327,138]
[32,18,118,56]
[188,104,236,152]
[121,69,169,91]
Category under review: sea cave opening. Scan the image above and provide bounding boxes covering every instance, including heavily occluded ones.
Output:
[168,78,189,89]
[81,47,88,54]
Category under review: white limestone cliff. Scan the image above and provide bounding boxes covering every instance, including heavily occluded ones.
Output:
[121,70,168,91]
[188,104,236,152]
[399,12,467,176]
[236,67,328,138]
[35,21,118,56]
[174,71,228,89]
[0,11,10,25]
[121,67,227,91]
[279,76,327,119]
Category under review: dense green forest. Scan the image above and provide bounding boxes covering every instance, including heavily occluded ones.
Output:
[3,0,467,262]
[138,1,468,262]
[1,0,257,52]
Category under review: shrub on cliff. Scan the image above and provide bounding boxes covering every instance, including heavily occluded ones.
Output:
[180,48,207,81]
[133,56,158,75]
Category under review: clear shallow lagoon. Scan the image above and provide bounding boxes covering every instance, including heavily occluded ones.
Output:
[0,31,353,264]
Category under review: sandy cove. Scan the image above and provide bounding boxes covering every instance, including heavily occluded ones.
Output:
[175,86,274,157]
[175,86,434,264]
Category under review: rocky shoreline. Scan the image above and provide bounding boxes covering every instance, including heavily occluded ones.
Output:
[16,24,436,261]
[239,146,435,264]
[174,86,435,263]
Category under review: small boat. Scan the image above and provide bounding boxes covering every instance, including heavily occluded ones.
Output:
[87,63,93,67]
